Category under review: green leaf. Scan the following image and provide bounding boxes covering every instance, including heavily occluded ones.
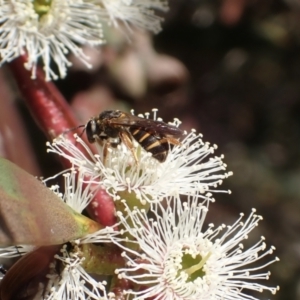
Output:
[0,157,102,246]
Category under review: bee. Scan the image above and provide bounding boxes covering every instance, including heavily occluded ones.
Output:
[84,110,184,163]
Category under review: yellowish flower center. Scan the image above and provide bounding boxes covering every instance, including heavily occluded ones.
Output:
[181,252,211,282]
[33,0,52,17]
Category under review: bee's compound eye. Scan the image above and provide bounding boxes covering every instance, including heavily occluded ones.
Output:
[91,120,97,134]
[86,120,97,143]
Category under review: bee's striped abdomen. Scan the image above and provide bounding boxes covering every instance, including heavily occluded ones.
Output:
[130,128,168,162]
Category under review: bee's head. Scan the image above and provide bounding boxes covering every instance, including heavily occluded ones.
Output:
[86,118,101,143]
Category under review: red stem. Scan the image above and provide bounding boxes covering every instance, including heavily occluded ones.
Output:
[9,56,79,141]
[8,56,117,226]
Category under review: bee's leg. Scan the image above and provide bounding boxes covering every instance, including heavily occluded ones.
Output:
[102,139,119,163]
[159,137,181,153]
[160,137,181,146]
[102,142,109,163]
[95,137,109,162]
[119,130,138,163]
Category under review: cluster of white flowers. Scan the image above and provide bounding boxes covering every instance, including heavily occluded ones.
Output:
[0,0,168,80]
[47,125,232,205]
[115,199,279,300]
[0,110,279,299]
[100,0,168,33]
[43,244,115,300]
[46,109,278,299]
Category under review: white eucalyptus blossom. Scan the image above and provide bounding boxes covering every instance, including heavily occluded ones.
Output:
[47,109,232,205]
[114,198,279,300]
[45,169,97,214]
[0,0,104,80]
[39,231,120,300]
[42,244,115,300]
[99,0,168,33]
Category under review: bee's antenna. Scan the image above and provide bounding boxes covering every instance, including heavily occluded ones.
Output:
[78,125,86,138]
[62,124,86,137]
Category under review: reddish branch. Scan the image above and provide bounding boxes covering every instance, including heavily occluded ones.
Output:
[8,56,116,226]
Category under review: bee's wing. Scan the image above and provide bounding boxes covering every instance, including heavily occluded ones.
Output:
[111,114,184,138]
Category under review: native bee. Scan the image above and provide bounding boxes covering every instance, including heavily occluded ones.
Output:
[85,110,183,163]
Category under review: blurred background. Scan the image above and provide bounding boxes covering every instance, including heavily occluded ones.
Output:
[2,0,300,299]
